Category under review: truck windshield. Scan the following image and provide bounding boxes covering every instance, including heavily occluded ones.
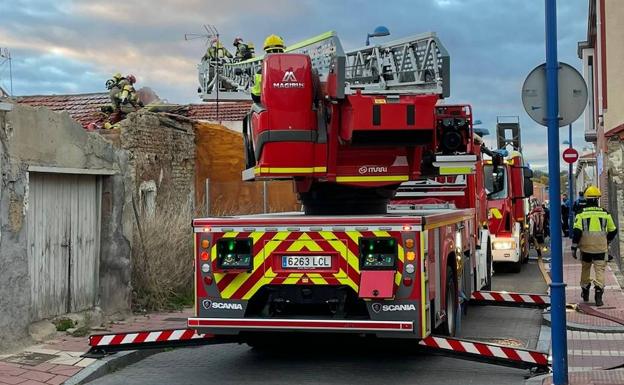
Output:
[484,165,507,200]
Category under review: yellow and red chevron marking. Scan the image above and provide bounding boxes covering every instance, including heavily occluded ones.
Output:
[210,231,404,300]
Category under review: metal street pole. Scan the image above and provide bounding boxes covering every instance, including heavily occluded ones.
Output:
[568,124,574,239]
[545,0,569,383]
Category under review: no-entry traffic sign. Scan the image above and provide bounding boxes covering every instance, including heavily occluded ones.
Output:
[562,148,579,164]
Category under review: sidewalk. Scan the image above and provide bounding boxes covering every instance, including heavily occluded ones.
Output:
[539,238,624,384]
[0,309,192,385]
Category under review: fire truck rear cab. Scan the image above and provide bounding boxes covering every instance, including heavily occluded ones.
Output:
[190,209,475,339]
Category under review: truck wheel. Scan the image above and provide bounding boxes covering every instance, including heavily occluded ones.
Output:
[483,240,492,290]
[438,268,458,337]
[521,237,530,264]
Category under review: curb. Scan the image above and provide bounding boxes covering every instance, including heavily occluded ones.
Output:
[524,372,550,385]
[543,313,624,333]
[64,349,164,385]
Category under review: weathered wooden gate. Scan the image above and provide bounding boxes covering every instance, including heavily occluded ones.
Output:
[27,173,101,320]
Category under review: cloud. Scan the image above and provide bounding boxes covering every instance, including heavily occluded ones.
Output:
[1,0,589,171]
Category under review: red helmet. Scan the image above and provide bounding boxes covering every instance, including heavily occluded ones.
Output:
[126,74,136,84]
[233,37,243,45]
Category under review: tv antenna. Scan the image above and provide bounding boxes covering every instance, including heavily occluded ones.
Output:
[0,47,13,96]
[184,24,219,46]
[185,25,222,121]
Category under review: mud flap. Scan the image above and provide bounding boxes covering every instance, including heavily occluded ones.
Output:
[358,270,395,299]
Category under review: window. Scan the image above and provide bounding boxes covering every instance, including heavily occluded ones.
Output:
[483,165,508,200]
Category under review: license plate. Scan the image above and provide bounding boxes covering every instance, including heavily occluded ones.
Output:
[282,255,332,269]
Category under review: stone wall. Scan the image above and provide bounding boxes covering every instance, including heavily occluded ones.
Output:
[607,138,624,268]
[0,103,131,350]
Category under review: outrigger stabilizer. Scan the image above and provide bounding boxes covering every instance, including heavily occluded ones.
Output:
[86,290,552,374]
[86,328,549,373]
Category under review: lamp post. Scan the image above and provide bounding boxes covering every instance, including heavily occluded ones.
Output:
[366,26,390,46]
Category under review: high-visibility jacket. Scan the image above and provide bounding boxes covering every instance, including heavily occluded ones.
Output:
[251,73,262,97]
[572,206,617,254]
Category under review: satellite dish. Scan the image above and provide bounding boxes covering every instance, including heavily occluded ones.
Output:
[521,62,588,127]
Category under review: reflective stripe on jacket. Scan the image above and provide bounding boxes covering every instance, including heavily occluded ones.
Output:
[573,207,617,253]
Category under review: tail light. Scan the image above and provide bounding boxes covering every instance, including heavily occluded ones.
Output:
[216,238,253,270]
[358,237,397,270]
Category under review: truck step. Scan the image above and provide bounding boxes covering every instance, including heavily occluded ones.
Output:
[419,335,549,372]
[470,290,550,308]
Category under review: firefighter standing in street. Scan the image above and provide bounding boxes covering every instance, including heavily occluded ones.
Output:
[571,185,617,306]
[251,34,285,103]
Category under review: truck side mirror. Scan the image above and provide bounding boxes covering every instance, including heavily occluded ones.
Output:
[523,167,534,197]
[524,178,534,197]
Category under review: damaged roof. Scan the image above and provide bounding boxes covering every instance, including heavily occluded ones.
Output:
[16,92,109,128]
[186,101,251,122]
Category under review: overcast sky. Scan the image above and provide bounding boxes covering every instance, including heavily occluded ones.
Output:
[0,0,589,171]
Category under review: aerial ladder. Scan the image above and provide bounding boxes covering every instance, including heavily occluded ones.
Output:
[198,31,475,214]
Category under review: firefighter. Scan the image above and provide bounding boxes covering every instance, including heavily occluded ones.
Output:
[571,185,617,306]
[119,74,143,109]
[573,191,586,215]
[203,38,233,63]
[233,37,254,61]
[250,35,286,103]
[105,72,125,112]
[529,198,546,257]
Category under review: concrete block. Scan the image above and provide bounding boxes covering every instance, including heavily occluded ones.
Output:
[28,321,57,342]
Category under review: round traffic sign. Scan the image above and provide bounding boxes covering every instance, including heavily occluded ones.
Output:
[562,148,579,164]
[521,62,588,127]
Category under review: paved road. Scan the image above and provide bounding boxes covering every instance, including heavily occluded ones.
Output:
[88,260,548,385]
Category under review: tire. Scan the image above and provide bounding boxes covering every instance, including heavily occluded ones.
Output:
[522,235,530,264]
[483,240,492,290]
[510,258,522,273]
[437,267,458,337]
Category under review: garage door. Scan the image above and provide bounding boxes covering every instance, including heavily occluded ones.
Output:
[27,173,101,320]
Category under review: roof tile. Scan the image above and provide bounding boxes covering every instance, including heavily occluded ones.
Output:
[186,101,252,122]
[16,92,109,128]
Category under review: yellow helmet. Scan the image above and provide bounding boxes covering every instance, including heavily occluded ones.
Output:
[113,72,122,80]
[263,34,285,52]
[584,185,601,198]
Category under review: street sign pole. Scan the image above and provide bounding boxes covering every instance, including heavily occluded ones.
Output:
[545,0,569,383]
[568,124,574,239]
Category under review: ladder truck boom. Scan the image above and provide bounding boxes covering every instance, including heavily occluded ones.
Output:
[199,31,449,100]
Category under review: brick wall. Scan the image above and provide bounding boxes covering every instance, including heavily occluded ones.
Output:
[117,111,195,213]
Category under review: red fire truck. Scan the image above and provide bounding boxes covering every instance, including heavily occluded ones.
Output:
[485,118,532,273]
[89,31,548,373]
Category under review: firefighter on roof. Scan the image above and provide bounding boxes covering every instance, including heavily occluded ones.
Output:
[571,185,617,306]
[251,35,285,103]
